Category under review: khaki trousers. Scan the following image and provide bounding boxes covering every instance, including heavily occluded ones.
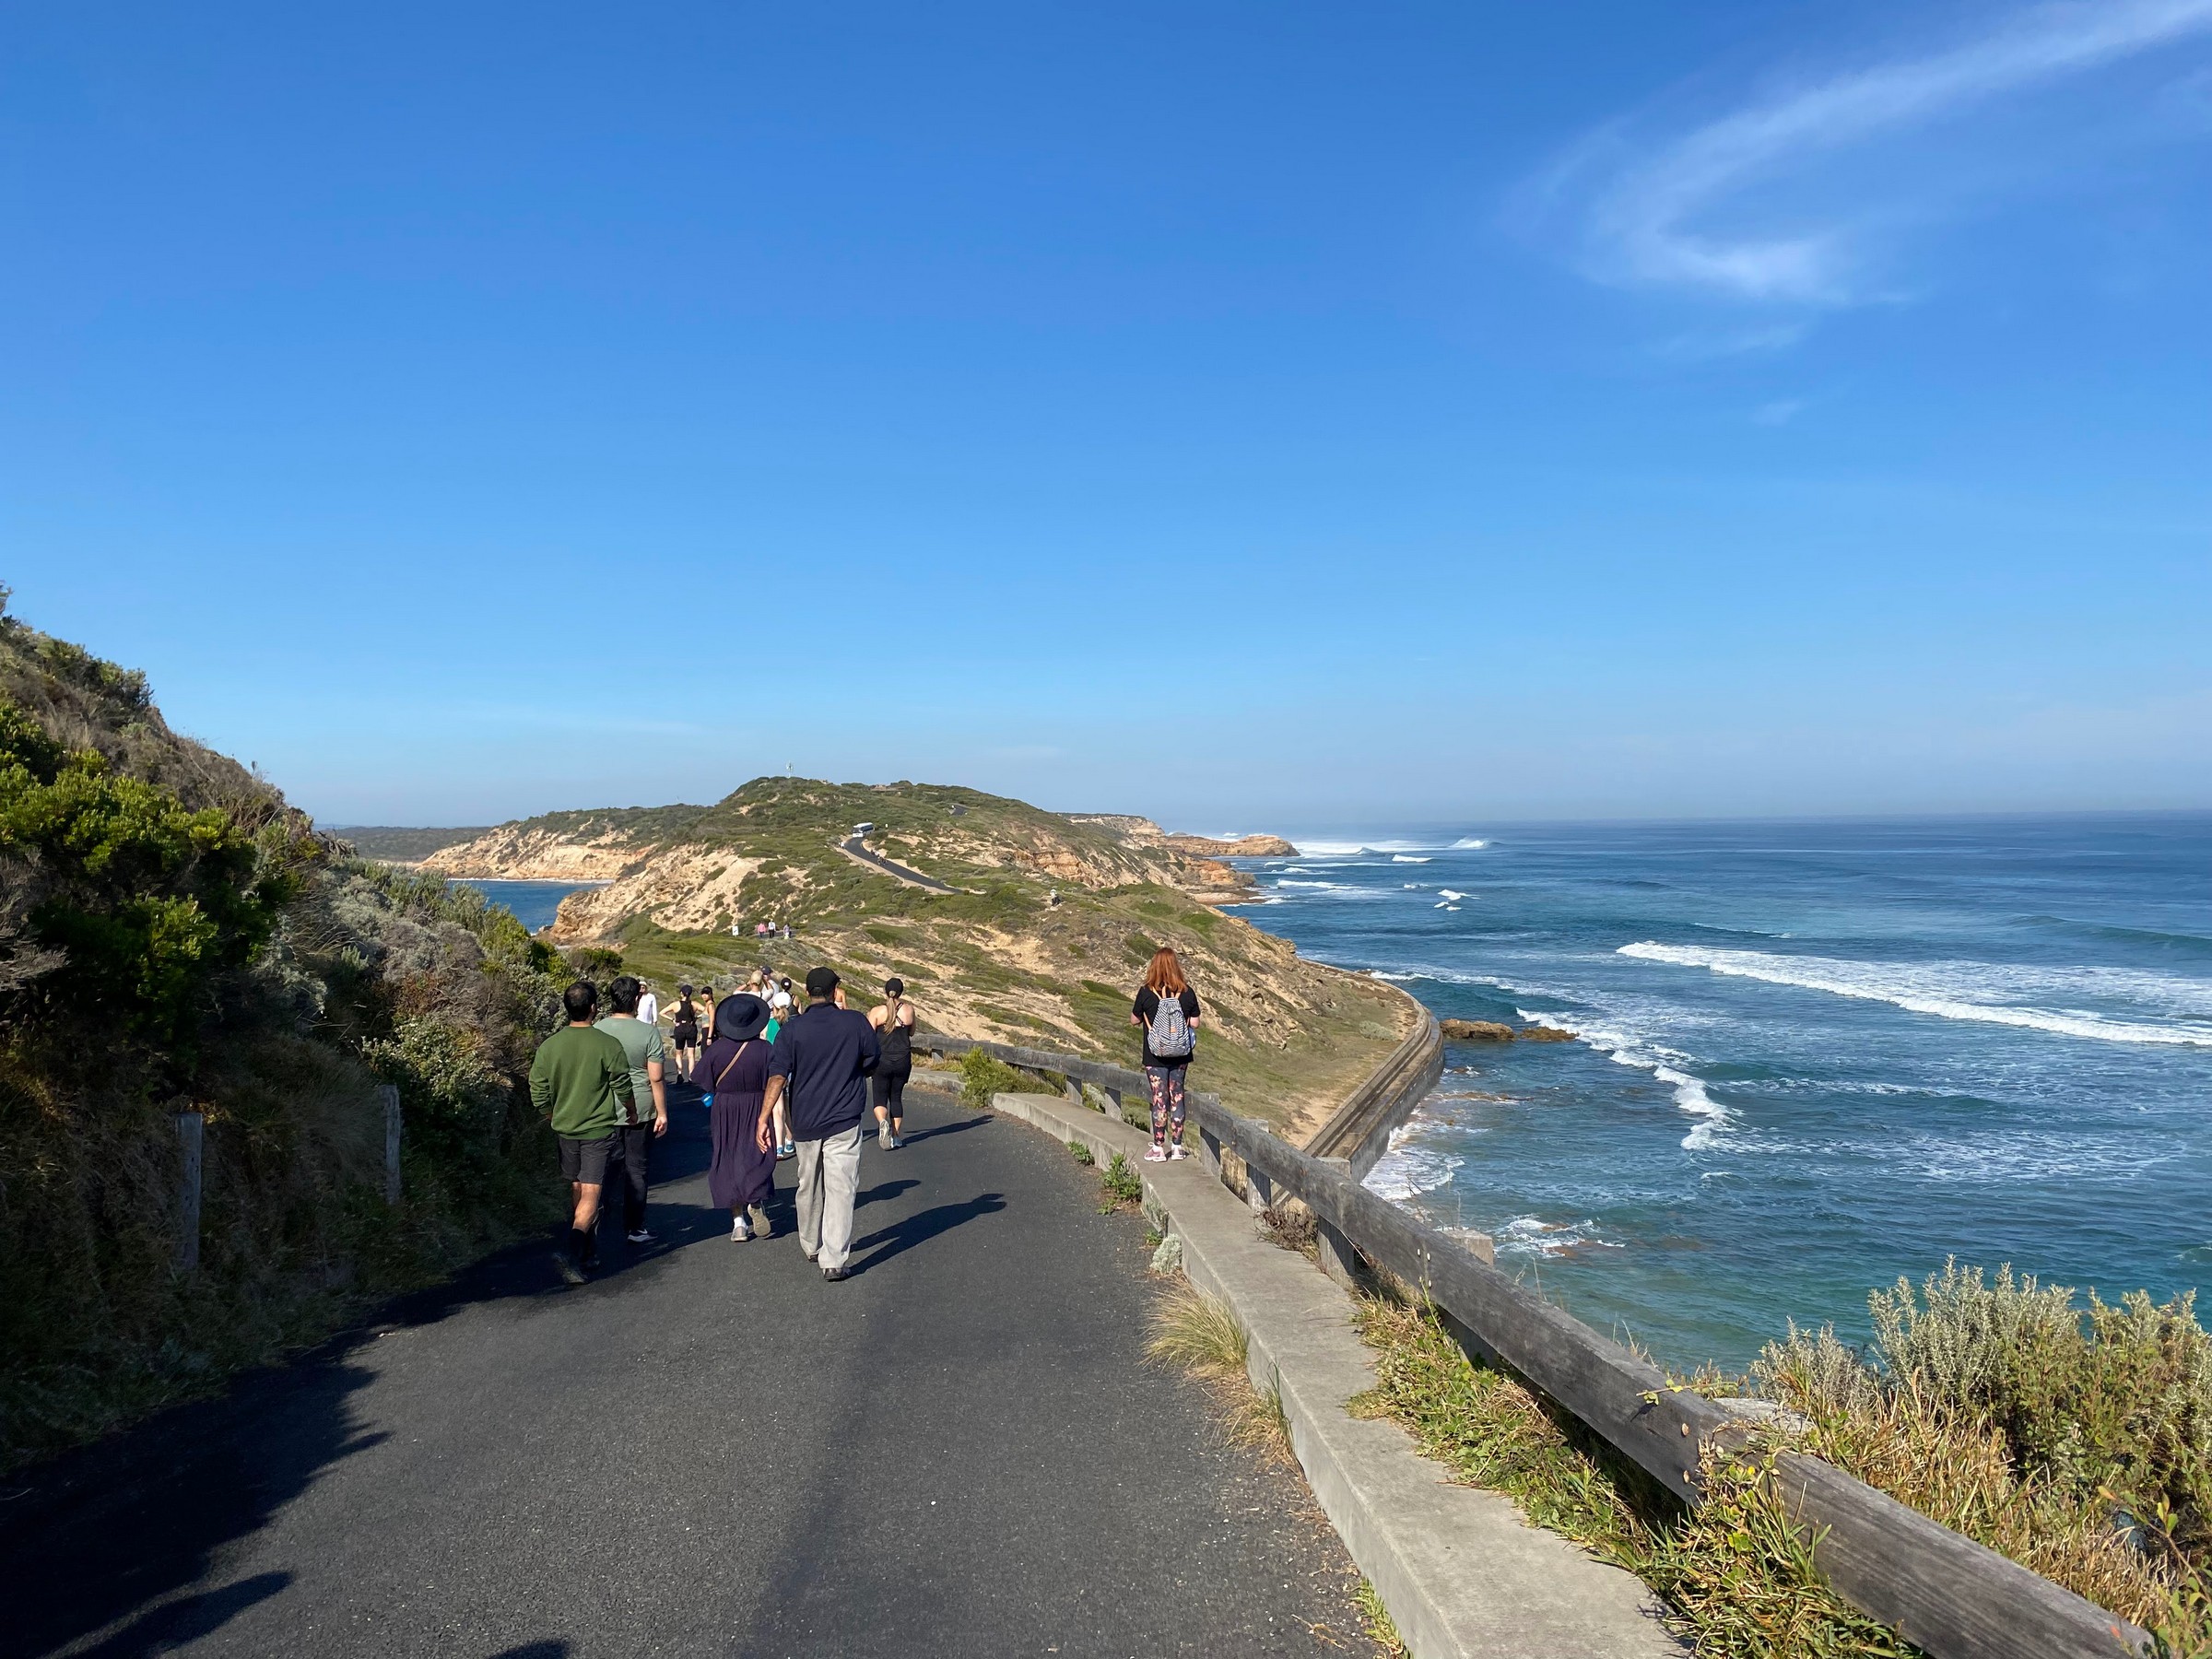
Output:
[794,1124,864,1272]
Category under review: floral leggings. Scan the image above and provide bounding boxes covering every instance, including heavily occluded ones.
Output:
[1144,1064,1187,1148]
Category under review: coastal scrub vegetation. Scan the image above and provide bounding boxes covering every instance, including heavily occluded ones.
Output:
[1356,1261,2212,1655]
[0,598,567,1470]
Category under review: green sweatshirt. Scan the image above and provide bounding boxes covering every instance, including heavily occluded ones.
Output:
[529,1023,636,1138]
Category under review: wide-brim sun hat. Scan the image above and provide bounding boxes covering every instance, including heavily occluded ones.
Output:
[714,994,770,1042]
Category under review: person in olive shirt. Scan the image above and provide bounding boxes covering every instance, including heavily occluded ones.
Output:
[529,981,637,1284]
[597,974,669,1246]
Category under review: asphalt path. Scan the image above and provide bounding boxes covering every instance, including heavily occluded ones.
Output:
[835,836,955,893]
[6,1081,1378,1657]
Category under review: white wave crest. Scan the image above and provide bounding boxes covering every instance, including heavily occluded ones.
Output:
[1514,1006,1732,1150]
[1450,838,1489,850]
[1492,1216,1620,1259]
[1392,854,1431,864]
[1618,942,2212,1049]
[1438,889,1466,901]
[1363,1144,1464,1203]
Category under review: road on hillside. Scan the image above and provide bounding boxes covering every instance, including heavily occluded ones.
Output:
[836,835,956,893]
[6,1083,1379,1657]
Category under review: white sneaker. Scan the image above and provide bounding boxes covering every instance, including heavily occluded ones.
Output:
[878,1125,894,1148]
[1168,1146,1189,1160]
[731,1216,751,1241]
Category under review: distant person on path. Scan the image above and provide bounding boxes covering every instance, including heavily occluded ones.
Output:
[701,993,776,1241]
[529,981,637,1283]
[869,978,915,1149]
[759,967,879,1281]
[636,982,659,1029]
[1131,947,1201,1163]
[598,975,670,1244]
[670,983,703,1082]
[769,975,798,1159]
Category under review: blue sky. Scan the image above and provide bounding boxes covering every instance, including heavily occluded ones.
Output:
[4,1,2207,831]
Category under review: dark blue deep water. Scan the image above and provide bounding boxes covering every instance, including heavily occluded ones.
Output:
[1230,815,2212,1370]
[451,879,598,934]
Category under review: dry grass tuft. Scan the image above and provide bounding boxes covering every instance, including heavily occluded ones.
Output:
[1147,1281,1248,1382]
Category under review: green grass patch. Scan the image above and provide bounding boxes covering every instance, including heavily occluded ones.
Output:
[1099,1150,1144,1213]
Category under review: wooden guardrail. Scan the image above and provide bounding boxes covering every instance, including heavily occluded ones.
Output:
[928,1030,2152,1659]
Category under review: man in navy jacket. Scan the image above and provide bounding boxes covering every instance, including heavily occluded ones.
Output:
[760,967,880,1280]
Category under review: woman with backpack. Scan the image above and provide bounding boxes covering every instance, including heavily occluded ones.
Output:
[700,993,776,1241]
[1130,947,1201,1162]
[670,983,703,1082]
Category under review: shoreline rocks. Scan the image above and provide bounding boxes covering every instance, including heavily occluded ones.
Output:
[1439,1018,1578,1043]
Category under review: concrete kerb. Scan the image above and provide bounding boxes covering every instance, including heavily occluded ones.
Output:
[989,1092,1684,1659]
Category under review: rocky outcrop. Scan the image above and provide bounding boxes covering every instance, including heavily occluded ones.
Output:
[1519,1026,1576,1042]
[551,846,763,942]
[1440,1018,1515,1041]
[1162,832,1299,858]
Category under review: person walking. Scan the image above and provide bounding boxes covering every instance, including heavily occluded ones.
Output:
[701,993,776,1241]
[529,981,637,1283]
[635,981,660,1030]
[868,977,915,1149]
[597,975,669,1244]
[670,983,704,1082]
[759,967,879,1281]
[768,975,798,1159]
[1130,947,1201,1163]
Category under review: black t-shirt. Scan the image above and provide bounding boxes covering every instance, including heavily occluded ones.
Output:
[1133,985,1202,1068]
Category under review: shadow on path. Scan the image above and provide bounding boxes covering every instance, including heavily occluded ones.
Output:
[850,1191,1006,1276]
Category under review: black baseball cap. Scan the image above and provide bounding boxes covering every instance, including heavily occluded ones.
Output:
[805,966,840,999]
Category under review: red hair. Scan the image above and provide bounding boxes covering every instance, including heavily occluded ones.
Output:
[1145,947,1187,995]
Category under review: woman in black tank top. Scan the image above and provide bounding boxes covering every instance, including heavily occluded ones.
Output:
[670,983,702,1081]
[871,977,915,1148]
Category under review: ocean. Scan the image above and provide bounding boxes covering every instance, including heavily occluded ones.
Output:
[1228,814,2212,1371]
[453,879,602,934]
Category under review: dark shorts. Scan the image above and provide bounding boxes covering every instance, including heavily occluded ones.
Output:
[873,1062,911,1114]
[559,1133,615,1185]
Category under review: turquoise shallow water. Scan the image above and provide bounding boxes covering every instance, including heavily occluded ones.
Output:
[1226,814,2212,1371]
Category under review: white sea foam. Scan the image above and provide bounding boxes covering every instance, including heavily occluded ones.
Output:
[1444,905,1462,912]
[1450,838,1489,850]
[1618,942,2212,1049]
[1438,889,1466,901]
[1515,1006,1733,1150]
[1392,854,1431,864]
[1492,1216,1620,1259]
[1363,1144,1464,1203]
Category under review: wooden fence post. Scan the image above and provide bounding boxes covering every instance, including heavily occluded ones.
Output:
[173,1112,204,1272]
[380,1084,402,1206]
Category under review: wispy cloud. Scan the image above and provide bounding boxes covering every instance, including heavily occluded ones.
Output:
[1543,0,2212,304]
[1752,398,1807,426]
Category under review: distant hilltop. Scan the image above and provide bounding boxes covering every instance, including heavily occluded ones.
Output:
[347,780,1406,1133]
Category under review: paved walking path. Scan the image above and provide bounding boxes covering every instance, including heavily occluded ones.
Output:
[7,1085,1380,1657]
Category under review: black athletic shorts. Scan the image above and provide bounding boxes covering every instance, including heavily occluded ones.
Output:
[873,1062,911,1114]
[558,1133,615,1185]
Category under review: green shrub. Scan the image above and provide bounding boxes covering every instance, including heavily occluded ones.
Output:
[959,1046,1029,1109]
[1099,1150,1143,1213]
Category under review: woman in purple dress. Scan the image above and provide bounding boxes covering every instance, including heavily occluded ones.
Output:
[701,994,775,1241]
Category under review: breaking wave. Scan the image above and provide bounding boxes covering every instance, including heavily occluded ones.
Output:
[1515,1006,1732,1150]
[1618,942,2212,1049]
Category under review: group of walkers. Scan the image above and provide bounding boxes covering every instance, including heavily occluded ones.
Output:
[525,946,1203,1286]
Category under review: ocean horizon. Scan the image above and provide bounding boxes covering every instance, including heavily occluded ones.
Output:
[1230,808,2212,1369]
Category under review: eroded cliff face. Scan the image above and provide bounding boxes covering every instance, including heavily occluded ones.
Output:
[420,825,645,882]
[551,847,764,940]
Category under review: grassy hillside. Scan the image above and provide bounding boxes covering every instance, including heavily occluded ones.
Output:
[444,777,1411,1131]
[0,596,569,1470]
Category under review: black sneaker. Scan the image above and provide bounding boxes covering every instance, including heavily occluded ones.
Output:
[822,1265,851,1282]
[555,1253,587,1287]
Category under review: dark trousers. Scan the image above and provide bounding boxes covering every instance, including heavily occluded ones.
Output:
[606,1124,653,1235]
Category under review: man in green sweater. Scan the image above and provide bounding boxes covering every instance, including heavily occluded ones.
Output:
[529,980,637,1284]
